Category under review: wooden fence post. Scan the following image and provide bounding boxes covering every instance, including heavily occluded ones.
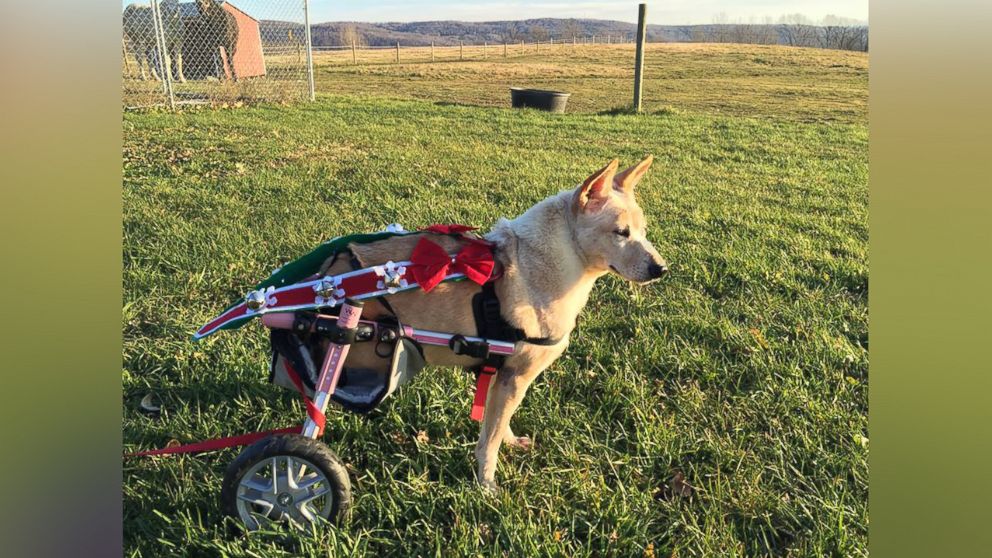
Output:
[460,41,464,60]
[351,39,356,64]
[431,41,435,62]
[484,41,487,59]
[395,42,400,63]
[503,41,507,57]
[633,3,647,112]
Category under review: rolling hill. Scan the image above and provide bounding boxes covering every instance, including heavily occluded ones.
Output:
[260,18,868,51]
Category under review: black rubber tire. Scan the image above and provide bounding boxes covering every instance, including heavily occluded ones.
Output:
[220,434,351,532]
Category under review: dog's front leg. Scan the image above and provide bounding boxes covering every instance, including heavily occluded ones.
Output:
[475,361,547,491]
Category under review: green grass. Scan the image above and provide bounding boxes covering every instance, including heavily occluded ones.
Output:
[124,44,867,557]
[311,43,867,123]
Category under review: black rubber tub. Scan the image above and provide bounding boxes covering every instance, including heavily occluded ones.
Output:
[510,88,571,113]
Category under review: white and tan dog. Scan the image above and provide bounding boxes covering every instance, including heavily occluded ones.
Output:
[321,156,668,491]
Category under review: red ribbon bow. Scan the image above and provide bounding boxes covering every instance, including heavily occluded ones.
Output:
[409,237,495,292]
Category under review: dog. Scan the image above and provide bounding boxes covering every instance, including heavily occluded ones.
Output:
[320,156,668,491]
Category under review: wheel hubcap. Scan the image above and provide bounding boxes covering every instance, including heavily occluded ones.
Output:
[235,455,333,531]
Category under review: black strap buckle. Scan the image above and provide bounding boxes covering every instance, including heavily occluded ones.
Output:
[313,315,356,345]
[354,323,375,342]
[292,312,316,334]
[449,334,491,359]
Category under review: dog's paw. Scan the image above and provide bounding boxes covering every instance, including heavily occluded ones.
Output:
[505,435,534,451]
[478,478,501,494]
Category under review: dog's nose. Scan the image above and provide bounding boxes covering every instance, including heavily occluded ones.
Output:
[648,262,669,279]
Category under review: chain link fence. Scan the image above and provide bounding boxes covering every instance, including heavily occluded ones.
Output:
[123,0,314,109]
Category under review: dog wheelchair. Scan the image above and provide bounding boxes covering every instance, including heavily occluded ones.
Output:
[130,225,550,532]
[221,301,516,530]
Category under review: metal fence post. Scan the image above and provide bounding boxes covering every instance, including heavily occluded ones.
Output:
[150,0,174,109]
[633,3,647,112]
[303,0,315,101]
[122,37,131,77]
[395,42,400,63]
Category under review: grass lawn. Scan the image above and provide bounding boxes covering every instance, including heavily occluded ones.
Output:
[123,44,868,557]
[311,42,867,123]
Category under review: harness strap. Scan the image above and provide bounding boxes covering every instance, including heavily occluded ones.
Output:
[283,360,326,436]
[471,365,498,422]
[473,282,562,346]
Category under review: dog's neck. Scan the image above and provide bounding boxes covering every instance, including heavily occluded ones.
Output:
[487,191,607,340]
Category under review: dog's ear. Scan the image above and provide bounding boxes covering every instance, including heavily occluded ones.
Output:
[575,159,619,213]
[613,155,653,194]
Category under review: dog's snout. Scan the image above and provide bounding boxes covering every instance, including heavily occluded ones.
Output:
[648,262,669,279]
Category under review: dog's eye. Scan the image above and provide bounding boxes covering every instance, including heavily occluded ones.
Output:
[614,227,631,238]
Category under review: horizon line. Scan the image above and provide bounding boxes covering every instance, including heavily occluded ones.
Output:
[303,16,870,26]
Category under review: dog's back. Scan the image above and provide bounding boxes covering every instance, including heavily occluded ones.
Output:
[320,233,486,368]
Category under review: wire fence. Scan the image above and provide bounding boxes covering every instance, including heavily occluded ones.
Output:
[308,35,638,66]
[122,0,314,109]
[123,5,868,110]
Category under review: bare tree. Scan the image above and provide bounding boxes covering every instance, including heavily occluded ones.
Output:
[706,12,868,51]
[501,27,526,43]
[853,26,869,51]
[562,19,582,43]
[778,13,818,47]
[528,25,549,42]
[338,24,363,47]
[819,14,867,50]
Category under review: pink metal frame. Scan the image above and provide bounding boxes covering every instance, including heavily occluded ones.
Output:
[261,309,516,439]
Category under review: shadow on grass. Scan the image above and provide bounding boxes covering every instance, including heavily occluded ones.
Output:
[432,100,496,111]
[597,105,679,117]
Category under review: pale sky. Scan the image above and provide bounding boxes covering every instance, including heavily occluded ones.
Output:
[306,0,869,25]
[124,1,868,26]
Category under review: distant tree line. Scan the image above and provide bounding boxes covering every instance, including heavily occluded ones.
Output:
[262,16,868,52]
[687,14,868,51]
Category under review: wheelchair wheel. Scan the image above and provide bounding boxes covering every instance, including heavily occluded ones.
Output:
[221,434,351,532]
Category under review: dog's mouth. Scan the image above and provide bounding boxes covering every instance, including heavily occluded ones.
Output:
[610,264,661,285]
[608,265,636,282]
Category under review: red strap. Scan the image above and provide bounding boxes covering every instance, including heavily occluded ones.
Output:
[283,360,326,437]
[124,427,301,457]
[125,361,327,458]
[470,366,498,422]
